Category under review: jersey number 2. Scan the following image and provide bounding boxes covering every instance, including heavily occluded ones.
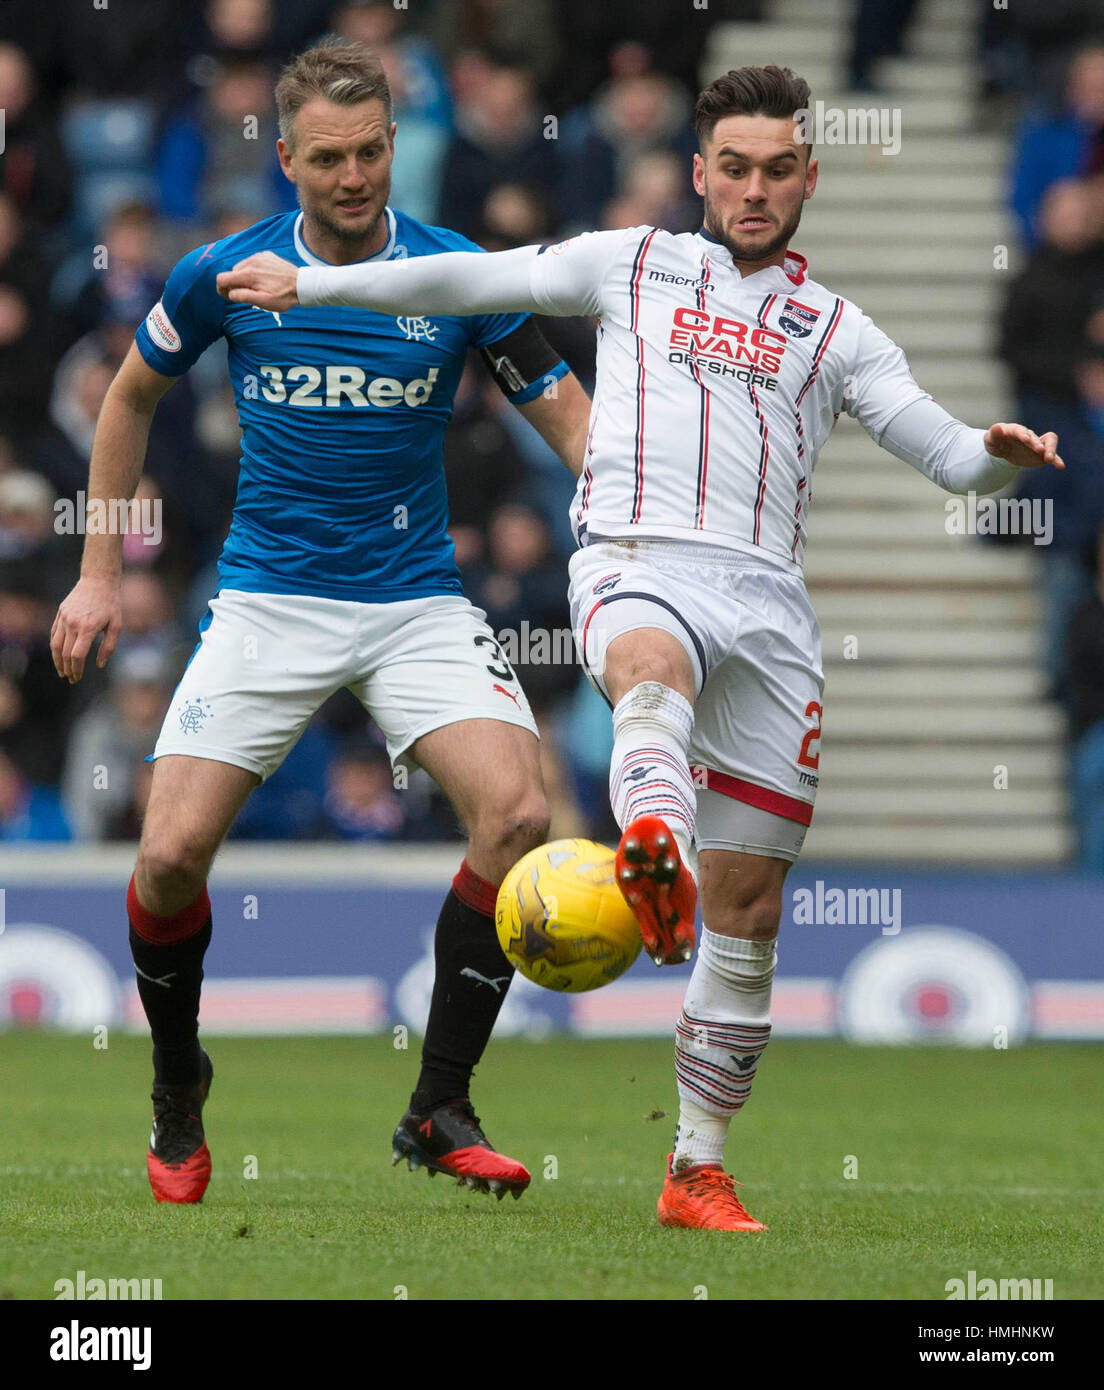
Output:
[797,700,822,770]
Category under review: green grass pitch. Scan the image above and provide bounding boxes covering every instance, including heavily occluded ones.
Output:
[1,1032,1101,1300]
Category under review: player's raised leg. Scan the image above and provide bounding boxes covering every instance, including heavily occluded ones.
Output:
[658,845,788,1232]
[390,716,549,1198]
[603,628,700,966]
[131,754,258,1203]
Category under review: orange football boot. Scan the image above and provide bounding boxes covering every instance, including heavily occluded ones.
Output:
[657,1154,768,1231]
[615,814,697,965]
[147,1049,213,1204]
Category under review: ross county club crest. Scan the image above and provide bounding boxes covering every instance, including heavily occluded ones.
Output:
[178,698,213,734]
[778,298,821,338]
[592,572,621,595]
[396,315,438,342]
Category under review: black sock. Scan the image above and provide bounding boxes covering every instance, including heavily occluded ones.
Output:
[129,920,212,1086]
[411,886,513,1113]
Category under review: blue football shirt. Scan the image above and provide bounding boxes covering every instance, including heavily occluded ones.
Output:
[135,207,568,602]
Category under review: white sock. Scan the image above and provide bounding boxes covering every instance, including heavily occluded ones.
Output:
[609,681,697,876]
[672,928,776,1170]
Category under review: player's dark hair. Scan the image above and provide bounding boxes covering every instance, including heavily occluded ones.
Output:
[694,65,812,156]
[276,35,393,150]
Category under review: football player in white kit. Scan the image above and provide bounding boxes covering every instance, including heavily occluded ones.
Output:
[219,65,1064,1231]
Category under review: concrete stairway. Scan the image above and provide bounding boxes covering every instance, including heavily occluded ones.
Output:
[706,0,1070,863]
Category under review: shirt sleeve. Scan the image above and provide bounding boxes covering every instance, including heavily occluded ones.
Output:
[877,397,1019,495]
[297,229,634,320]
[527,228,634,317]
[843,310,932,443]
[134,244,227,376]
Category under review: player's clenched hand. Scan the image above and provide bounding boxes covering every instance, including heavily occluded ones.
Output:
[216,252,300,312]
[50,575,122,684]
[984,422,1064,470]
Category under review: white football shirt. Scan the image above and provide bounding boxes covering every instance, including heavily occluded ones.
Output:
[529,225,931,570]
[298,225,1018,575]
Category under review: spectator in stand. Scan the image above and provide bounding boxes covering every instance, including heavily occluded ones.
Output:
[61,643,176,841]
[34,0,188,102]
[846,0,923,92]
[0,746,69,841]
[436,63,558,241]
[558,62,697,233]
[103,757,155,842]
[1068,526,1104,869]
[0,468,77,600]
[331,0,453,224]
[227,715,337,841]
[0,43,70,238]
[116,570,184,662]
[0,558,76,787]
[0,280,56,446]
[999,177,1104,426]
[428,0,563,96]
[547,3,753,111]
[155,56,296,230]
[194,0,276,64]
[1010,43,1104,248]
[31,335,120,498]
[33,327,221,578]
[316,736,409,841]
[980,0,1104,106]
[54,201,164,348]
[1013,335,1104,699]
[600,149,701,235]
[0,192,50,336]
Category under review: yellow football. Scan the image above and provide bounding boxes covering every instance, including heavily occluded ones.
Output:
[495,839,642,993]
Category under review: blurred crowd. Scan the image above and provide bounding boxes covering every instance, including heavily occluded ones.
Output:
[6,0,1104,868]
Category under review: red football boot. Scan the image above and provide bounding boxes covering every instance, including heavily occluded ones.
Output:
[391,1099,530,1200]
[615,815,697,965]
[657,1153,768,1231]
[147,1049,213,1204]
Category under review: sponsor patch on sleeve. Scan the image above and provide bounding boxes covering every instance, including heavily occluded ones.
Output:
[145,301,181,353]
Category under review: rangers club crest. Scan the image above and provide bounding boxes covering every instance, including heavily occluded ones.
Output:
[778,299,821,338]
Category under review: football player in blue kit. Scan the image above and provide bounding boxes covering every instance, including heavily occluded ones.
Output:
[50,37,592,1204]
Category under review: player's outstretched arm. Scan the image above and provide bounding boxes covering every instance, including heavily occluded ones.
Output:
[217,246,545,316]
[877,399,1063,495]
[217,234,617,320]
[50,345,175,684]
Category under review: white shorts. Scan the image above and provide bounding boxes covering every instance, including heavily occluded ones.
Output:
[154,589,538,780]
[568,539,824,859]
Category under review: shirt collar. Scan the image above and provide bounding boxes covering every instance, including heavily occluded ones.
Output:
[293,206,397,267]
[695,226,808,287]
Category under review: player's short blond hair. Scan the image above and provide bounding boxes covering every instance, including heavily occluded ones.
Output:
[275,36,392,151]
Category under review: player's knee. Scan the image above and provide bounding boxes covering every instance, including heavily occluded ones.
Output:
[706,882,783,943]
[135,835,214,906]
[473,795,549,874]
